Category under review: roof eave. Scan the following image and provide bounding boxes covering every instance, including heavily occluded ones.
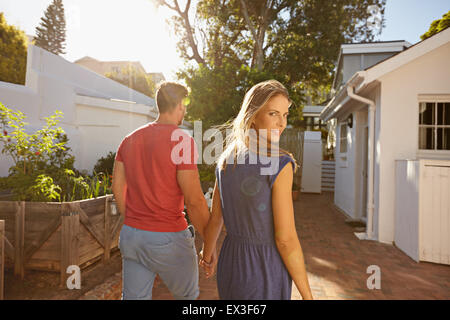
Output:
[320,71,366,122]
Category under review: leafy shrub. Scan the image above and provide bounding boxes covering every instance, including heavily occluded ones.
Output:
[198,163,216,182]
[0,102,112,202]
[93,151,116,176]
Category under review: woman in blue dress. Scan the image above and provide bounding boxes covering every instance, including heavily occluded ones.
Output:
[200,80,313,300]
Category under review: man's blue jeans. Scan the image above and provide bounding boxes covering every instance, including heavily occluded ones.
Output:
[119,224,199,300]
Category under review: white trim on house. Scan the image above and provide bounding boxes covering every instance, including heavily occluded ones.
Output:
[302,105,326,117]
[322,28,450,122]
[364,28,450,85]
[340,41,412,54]
[417,94,450,156]
[331,41,412,89]
[75,94,158,118]
[418,94,450,102]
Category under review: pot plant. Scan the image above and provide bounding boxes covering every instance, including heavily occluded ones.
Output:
[292,182,300,201]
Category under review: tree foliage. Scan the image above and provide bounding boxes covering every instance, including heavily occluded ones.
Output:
[0,13,28,85]
[34,0,67,55]
[421,10,450,40]
[156,0,386,128]
[105,67,156,98]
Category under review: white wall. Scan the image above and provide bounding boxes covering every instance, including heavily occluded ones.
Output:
[0,45,158,176]
[377,41,450,244]
[333,85,382,240]
[75,95,155,171]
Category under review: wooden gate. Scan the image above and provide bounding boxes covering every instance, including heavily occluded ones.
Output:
[280,128,304,186]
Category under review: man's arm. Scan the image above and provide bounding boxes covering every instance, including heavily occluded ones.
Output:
[112,160,127,216]
[176,169,210,239]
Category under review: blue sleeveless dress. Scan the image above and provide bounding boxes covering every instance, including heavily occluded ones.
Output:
[215,150,296,300]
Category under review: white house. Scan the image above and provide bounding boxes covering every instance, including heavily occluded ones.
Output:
[320,28,450,264]
[0,45,191,176]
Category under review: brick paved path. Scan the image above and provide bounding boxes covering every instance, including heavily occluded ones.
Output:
[79,192,450,300]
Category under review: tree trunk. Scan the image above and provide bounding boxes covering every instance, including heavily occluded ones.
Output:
[159,0,205,65]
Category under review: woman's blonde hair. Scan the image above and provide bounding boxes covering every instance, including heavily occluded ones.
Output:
[216,79,298,173]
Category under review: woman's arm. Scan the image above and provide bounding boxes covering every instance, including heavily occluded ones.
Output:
[272,162,313,300]
[200,179,224,278]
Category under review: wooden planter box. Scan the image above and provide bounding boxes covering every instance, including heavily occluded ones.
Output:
[1,220,4,300]
[0,195,123,285]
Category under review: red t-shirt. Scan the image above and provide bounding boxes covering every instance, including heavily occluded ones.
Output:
[115,122,199,232]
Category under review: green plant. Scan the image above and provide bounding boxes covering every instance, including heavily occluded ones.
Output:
[0,176,9,191]
[198,163,216,182]
[29,174,62,202]
[1,103,114,202]
[0,102,71,201]
[59,170,112,202]
[93,151,116,176]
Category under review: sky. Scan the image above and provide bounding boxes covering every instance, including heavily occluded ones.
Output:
[1,0,449,81]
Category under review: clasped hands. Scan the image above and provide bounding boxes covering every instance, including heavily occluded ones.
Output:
[199,247,217,279]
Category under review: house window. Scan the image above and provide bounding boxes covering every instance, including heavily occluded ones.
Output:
[340,123,348,153]
[419,102,450,150]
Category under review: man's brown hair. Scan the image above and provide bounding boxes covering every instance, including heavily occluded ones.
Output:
[155,81,188,113]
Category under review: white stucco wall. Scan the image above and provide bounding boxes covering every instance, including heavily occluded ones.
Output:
[0,45,157,176]
[75,96,155,172]
[334,85,381,230]
[376,41,450,244]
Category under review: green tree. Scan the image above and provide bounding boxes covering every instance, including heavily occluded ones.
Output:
[157,0,386,127]
[421,10,450,40]
[0,13,28,85]
[105,67,156,98]
[180,63,304,128]
[34,0,67,55]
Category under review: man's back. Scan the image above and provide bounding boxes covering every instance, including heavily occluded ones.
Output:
[115,122,197,232]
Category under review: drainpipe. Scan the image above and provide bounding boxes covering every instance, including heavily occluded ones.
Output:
[347,85,376,240]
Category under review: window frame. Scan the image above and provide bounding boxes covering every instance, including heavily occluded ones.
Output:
[339,123,348,154]
[417,94,450,157]
[339,122,348,167]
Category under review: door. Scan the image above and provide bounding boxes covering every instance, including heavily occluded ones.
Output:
[420,161,450,265]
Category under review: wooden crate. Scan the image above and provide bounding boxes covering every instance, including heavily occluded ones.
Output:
[0,195,123,285]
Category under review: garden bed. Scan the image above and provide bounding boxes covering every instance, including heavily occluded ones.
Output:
[0,195,123,286]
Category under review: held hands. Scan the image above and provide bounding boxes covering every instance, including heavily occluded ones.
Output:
[199,248,217,279]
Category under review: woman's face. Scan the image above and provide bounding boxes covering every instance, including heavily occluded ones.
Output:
[251,94,290,143]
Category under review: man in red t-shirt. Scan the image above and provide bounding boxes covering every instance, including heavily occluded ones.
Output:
[112,82,212,300]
